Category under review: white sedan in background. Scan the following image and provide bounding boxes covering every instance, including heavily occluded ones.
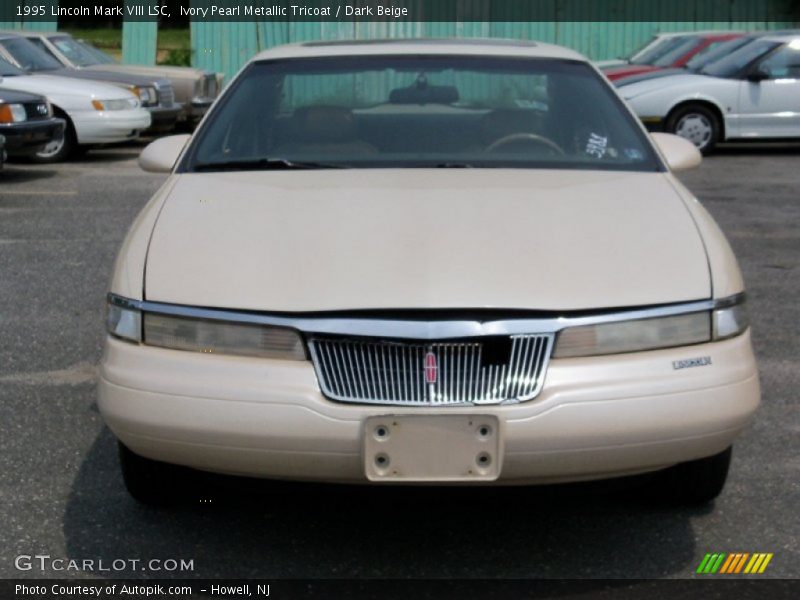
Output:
[621,35,800,153]
[0,56,150,161]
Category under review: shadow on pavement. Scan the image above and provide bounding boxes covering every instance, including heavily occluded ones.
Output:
[715,142,800,155]
[0,166,58,184]
[63,427,708,579]
[77,147,142,163]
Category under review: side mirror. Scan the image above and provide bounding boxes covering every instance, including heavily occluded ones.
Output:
[746,68,769,83]
[138,134,191,173]
[651,132,702,172]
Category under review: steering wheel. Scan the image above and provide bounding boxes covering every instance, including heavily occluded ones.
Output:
[486,133,565,156]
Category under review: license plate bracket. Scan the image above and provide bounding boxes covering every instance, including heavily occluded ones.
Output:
[363,415,501,482]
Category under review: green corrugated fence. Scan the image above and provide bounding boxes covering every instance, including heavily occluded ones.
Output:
[190,7,798,79]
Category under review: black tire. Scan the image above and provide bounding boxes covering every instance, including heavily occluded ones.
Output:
[32,115,78,163]
[118,442,192,506]
[665,103,721,155]
[647,446,732,505]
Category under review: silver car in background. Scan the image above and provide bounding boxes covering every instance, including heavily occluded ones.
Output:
[0,31,179,133]
[20,31,222,128]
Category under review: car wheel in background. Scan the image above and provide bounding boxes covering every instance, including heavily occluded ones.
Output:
[666,104,720,155]
[118,442,193,506]
[647,446,732,505]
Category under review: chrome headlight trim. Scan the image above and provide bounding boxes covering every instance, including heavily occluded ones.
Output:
[107,293,746,342]
[106,302,141,342]
[713,293,749,340]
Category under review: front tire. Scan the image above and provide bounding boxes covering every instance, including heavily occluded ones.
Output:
[665,104,720,155]
[118,442,192,506]
[648,446,732,505]
[33,118,77,163]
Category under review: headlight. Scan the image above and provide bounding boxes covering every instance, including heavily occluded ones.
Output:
[143,313,306,360]
[0,103,27,123]
[713,295,749,340]
[92,98,139,111]
[553,294,748,358]
[131,86,157,106]
[107,303,142,342]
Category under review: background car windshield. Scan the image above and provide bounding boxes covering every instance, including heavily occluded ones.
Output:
[700,39,781,77]
[79,42,117,65]
[0,37,63,72]
[187,56,659,172]
[685,37,754,70]
[630,36,690,65]
[49,36,105,67]
[650,37,703,67]
[0,55,24,76]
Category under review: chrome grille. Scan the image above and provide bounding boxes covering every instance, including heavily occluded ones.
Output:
[309,334,552,406]
[204,74,218,98]
[156,82,175,108]
[24,102,50,120]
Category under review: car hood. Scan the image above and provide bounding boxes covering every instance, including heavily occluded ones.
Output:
[0,85,44,103]
[144,170,710,312]
[605,65,660,81]
[87,63,207,81]
[0,73,135,100]
[615,68,685,88]
[39,67,160,87]
[620,73,724,100]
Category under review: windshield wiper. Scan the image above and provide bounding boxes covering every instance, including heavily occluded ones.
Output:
[193,157,347,171]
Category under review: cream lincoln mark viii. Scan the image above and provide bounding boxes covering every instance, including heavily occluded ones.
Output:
[99,39,759,505]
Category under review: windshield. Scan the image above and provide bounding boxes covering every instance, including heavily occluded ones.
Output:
[700,39,780,77]
[626,36,670,63]
[50,36,113,66]
[77,41,118,65]
[630,36,692,65]
[650,37,703,67]
[685,37,754,70]
[0,55,24,76]
[0,37,62,72]
[184,56,660,173]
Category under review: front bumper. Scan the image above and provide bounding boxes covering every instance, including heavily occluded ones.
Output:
[145,105,181,133]
[71,109,152,145]
[98,331,759,484]
[180,97,213,122]
[0,118,65,156]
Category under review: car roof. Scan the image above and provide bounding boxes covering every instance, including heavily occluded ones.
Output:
[757,34,800,44]
[252,38,587,62]
[0,29,65,39]
[654,30,743,38]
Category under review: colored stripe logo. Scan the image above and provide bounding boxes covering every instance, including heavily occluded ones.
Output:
[696,553,773,574]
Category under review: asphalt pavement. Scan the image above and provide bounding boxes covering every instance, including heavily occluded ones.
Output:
[0,143,797,580]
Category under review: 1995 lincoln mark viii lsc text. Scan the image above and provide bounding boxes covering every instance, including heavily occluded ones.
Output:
[98,39,759,506]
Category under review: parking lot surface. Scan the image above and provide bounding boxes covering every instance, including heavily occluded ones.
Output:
[0,144,797,579]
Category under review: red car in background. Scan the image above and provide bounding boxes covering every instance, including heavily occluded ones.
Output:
[603,32,743,82]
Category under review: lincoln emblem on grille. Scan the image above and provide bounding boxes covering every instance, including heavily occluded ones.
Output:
[424,351,438,384]
[36,104,48,115]
[310,334,552,406]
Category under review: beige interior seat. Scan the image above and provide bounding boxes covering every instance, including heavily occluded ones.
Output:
[272,105,378,156]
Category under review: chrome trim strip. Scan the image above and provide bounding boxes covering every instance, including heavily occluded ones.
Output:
[108,293,727,340]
